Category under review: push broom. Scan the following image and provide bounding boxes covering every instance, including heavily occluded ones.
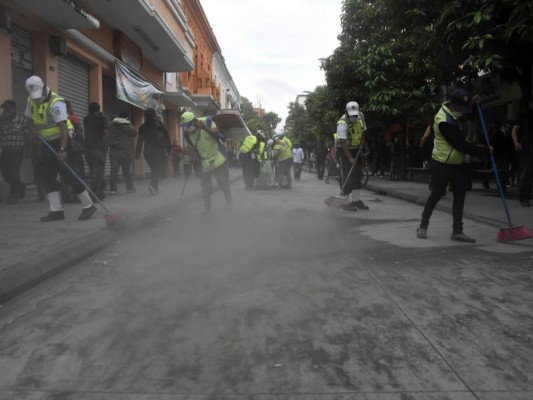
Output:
[476,104,532,241]
[37,133,124,229]
[324,146,363,207]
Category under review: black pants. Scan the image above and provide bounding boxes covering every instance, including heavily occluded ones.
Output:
[109,148,133,191]
[518,152,533,202]
[0,147,25,199]
[339,148,362,195]
[86,150,107,197]
[421,160,469,234]
[239,152,256,189]
[293,162,303,179]
[201,161,232,211]
[144,147,167,191]
[61,152,85,200]
[317,161,325,180]
[277,158,292,188]
[37,139,85,195]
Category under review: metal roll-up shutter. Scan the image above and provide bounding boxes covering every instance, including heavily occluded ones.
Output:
[58,55,89,118]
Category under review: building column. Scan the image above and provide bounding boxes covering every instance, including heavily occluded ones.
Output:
[133,106,145,178]
[0,31,11,101]
[89,64,103,106]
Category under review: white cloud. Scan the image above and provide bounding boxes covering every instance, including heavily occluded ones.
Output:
[200,0,342,129]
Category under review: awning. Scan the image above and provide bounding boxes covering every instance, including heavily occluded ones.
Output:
[79,0,193,72]
[214,109,251,141]
[165,90,197,107]
[191,93,220,113]
[14,0,100,29]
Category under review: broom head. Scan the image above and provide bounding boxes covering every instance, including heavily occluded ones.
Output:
[324,196,349,208]
[497,225,533,242]
[105,213,125,230]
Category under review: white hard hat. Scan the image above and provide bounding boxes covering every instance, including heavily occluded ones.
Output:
[267,139,274,146]
[25,76,45,99]
[346,101,359,116]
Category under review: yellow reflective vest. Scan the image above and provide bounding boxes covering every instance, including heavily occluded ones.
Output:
[187,117,226,172]
[29,91,73,141]
[432,103,465,165]
[273,139,292,161]
[239,135,257,153]
[337,115,364,147]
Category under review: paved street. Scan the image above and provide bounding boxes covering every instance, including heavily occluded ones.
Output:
[0,170,532,399]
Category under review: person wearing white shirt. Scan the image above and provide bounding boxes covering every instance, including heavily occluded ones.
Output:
[292,142,305,179]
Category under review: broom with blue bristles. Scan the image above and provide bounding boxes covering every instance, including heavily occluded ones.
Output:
[477,104,532,241]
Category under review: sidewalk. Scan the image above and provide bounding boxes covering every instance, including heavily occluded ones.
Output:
[364,174,532,229]
[1,168,531,303]
[0,168,242,303]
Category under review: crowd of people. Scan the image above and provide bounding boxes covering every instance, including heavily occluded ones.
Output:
[1,76,531,229]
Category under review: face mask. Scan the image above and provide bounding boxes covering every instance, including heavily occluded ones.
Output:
[453,111,464,118]
[185,125,196,134]
[348,115,359,123]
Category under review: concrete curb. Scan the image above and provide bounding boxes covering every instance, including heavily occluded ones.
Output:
[0,173,243,304]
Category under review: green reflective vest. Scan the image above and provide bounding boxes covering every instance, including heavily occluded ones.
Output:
[239,135,257,153]
[188,117,226,172]
[432,103,465,165]
[337,115,364,147]
[29,91,73,141]
[273,139,292,161]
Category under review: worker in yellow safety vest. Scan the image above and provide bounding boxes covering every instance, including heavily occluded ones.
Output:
[272,133,293,189]
[180,111,232,212]
[24,76,96,222]
[417,88,492,242]
[336,101,369,211]
[239,130,261,190]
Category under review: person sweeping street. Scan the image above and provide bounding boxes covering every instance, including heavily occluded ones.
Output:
[417,88,493,242]
[336,101,369,211]
[180,111,232,212]
[24,76,97,222]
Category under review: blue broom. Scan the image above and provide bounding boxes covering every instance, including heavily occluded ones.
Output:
[476,104,532,241]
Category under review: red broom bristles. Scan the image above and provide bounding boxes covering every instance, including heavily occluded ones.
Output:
[497,225,533,242]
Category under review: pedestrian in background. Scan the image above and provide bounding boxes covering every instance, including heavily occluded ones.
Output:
[83,102,108,200]
[180,111,232,212]
[108,110,136,195]
[316,142,327,180]
[417,88,492,242]
[336,101,369,211]
[511,100,533,207]
[0,100,32,204]
[292,142,304,179]
[61,100,85,204]
[135,108,170,196]
[24,76,96,221]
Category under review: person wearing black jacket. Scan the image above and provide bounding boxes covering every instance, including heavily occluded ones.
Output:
[417,88,493,242]
[135,108,170,195]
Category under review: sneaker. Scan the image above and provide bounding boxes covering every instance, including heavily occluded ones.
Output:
[324,178,330,184]
[147,185,158,196]
[341,203,358,212]
[450,232,476,243]
[78,205,97,221]
[40,211,65,222]
[417,227,427,239]
[126,188,136,193]
[352,200,369,210]
[520,200,531,207]
[109,190,117,195]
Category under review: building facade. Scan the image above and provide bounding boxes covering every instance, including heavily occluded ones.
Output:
[0,0,241,189]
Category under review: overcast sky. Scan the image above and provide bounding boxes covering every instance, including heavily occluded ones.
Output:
[200,0,343,130]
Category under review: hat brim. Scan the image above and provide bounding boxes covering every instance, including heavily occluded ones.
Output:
[347,110,359,116]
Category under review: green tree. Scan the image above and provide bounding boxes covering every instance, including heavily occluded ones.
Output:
[263,111,282,134]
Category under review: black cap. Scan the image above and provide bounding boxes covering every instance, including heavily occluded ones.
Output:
[1,100,16,109]
[448,88,472,114]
